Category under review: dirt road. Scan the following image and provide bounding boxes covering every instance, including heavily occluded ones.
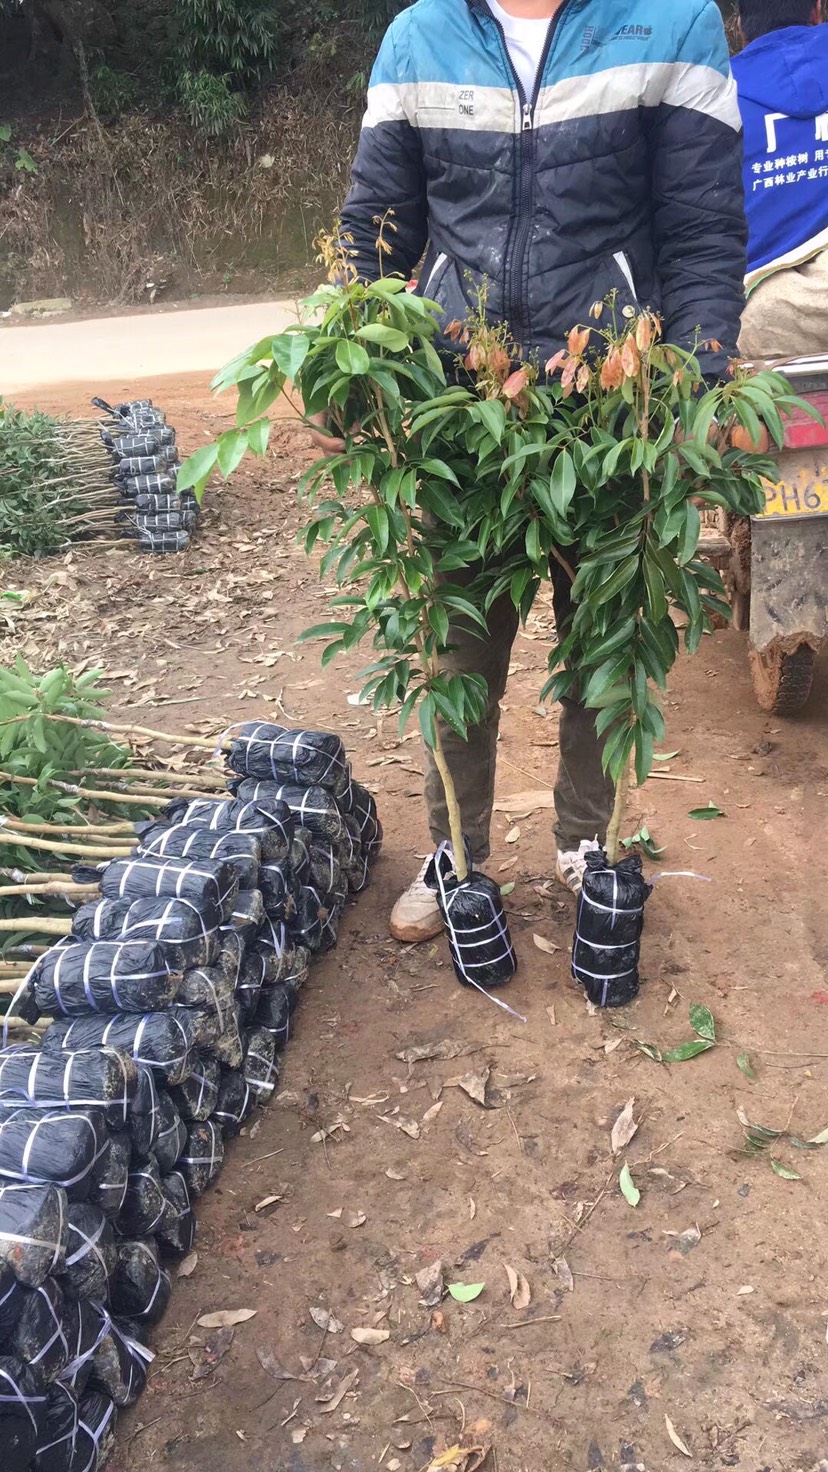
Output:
[0,297,299,416]
[5,374,828,1472]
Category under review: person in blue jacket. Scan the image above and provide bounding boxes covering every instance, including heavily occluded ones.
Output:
[734,0,828,356]
[318,0,747,942]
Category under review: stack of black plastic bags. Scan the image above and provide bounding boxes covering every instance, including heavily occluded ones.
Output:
[0,723,382,1471]
[94,397,199,554]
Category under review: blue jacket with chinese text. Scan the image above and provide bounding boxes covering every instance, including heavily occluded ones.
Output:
[340,0,746,377]
[732,23,828,293]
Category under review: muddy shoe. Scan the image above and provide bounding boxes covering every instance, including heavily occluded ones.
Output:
[390,858,443,943]
[554,838,602,896]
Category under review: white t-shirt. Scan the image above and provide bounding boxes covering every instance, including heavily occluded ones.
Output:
[488,0,552,102]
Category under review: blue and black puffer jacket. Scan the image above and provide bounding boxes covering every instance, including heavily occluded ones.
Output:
[340,0,747,378]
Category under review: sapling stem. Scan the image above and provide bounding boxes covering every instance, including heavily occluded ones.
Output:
[605,760,631,867]
[0,832,132,859]
[0,918,72,934]
[429,725,469,883]
[0,713,217,747]
[0,883,98,899]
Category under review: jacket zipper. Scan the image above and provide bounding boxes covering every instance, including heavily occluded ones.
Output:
[471,0,572,348]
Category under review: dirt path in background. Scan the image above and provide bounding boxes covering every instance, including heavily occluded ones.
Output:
[0,298,299,413]
[5,382,828,1472]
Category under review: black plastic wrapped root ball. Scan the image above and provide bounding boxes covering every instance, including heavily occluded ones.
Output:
[571,850,652,1008]
[425,843,517,991]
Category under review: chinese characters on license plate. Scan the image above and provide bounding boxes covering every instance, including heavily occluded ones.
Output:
[759,477,828,519]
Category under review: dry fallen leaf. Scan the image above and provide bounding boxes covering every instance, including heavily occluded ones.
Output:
[309,1307,345,1334]
[386,1168,406,1181]
[396,1040,476,1064]
[416,1260,444,1308]
[504,1264,531,1310]
[196,1309,257,1329]
[382,1114,421,1140]
[291,1428,308,1445]
[553,1257,574,1293]
[468,1196,476,1221]
[255,1194,283,1213]
[177,1251,198,1278]
[350,1326,391,1345]
[317,1367,359,1412]
[611,1098,639,1156]
[325,1208,366,1228]
[665,1414,693,1457]
[505,825,521,844]
[422,1101,444,1125]
[456,1067,490,1107]
[493,790,557,812]
[533,934,559,955]
[665,1224,702,1256]
[192,1326,234,1380]
[256,1348,299,1382]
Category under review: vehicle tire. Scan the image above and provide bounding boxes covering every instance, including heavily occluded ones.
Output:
[749,642,819,715]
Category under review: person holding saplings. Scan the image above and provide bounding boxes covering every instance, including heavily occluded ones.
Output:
[313,0,747,941]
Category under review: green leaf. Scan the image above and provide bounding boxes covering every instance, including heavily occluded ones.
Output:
[177,441,219,492]
[770,1159,802,1181]
[548,449,577,515]
[247,418,270,458]
[356,323,409,352]
[419,457,460,485]
[619,1164,640,1207]
[216,428,249,478]
[737,1052,756,1080]
[808,1126,828,1146]
[654,750,680,762]
[688,802,725,821]
[689,1004,716,1043]
[662,1040,715,1063]
[448,1282,485,1303]
[271,332,311,382]
[335,339,371,375]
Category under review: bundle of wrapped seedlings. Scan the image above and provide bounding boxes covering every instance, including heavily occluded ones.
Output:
[0,1044,155,1472]
[91,396,199,554]
[0,721,382,1470]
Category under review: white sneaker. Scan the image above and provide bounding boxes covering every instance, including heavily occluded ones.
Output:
[389,856,443,943]
[554,838,602,896]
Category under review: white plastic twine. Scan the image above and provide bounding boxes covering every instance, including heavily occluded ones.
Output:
[650,871,713,884]
[432,843,527,1024]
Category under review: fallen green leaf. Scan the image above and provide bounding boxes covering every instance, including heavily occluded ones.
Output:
[619,1163,640,1207]
[636,1041,663,1063]
[770,1159,802,1181]
[447,1282,485,1303]
[662,1039,715,1063]
[808,1126,828,1146]
[736,1052,756,1079]
[653,750,681,762]
[689,1003,716,1043]
[688,802,725,820]
[499,882,516,896]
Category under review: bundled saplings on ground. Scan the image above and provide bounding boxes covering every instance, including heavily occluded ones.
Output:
[0,723,381,1472]
[95,397,199,554]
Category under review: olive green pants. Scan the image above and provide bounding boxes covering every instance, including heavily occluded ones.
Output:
[423,558,615,861]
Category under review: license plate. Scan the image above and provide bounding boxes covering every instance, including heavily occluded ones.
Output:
[758,476,828,519]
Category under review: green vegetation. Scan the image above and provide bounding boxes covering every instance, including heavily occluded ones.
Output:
[0,402,112,559]
[180,236,799,868]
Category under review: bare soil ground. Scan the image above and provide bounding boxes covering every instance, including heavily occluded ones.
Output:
[5,390,828,1472]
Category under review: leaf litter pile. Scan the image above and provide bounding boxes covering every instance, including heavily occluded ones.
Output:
[4,410,828,1470]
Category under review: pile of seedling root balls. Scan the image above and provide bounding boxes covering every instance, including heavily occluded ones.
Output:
[0,722,382,1472]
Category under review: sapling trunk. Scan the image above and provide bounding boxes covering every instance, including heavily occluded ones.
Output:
[605,762,631,867]
[0,883,98,899]
[0,979,35,997]
[429,725,468,883]
[0,832,132,860]
[0,714,217,750]
[0,918,72,935]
